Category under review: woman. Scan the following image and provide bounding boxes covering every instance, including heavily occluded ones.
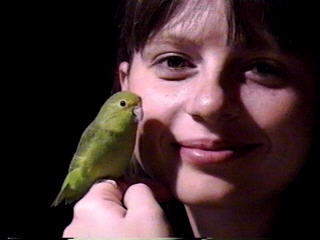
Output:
[63,0,319,238]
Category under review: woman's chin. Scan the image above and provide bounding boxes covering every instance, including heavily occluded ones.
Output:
[171,172,237,207]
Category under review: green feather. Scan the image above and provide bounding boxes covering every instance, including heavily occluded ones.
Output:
[51,91,142,207]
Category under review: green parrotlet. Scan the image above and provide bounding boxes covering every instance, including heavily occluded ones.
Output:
[51,91,143,207]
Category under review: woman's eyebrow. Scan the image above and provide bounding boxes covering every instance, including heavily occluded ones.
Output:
[149,32,204,48]
[141,34,202,59]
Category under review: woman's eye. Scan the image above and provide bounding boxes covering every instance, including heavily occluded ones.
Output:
[250,62,279,76]
[163,56,191,69]
[157,55,194,69]
[153,54,196,80]
[243,60,287,87]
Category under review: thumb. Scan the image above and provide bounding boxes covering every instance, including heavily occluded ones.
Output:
[74,180,126,218]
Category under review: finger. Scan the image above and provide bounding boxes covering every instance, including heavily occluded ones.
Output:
[123,183,164,215]
[73,180,126,219]
[119,177,173,202]
[122,183,173,237]
[87,180,122,204]
[139,179,173,202]
[63,180,131,238]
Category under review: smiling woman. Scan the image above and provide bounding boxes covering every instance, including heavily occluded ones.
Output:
[118,0,316,207]
[60,0,319,238]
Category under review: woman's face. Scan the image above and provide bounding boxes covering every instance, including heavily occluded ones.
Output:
[119,0,315,206]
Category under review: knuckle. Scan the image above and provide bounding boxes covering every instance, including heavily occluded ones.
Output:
[73,197,95,216]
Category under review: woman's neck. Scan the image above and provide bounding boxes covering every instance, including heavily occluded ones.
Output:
[185,199,280,238]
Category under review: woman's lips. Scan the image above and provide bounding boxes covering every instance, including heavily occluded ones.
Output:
[173,139,261,165]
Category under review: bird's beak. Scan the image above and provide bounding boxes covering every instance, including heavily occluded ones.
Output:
[133,104,143,122]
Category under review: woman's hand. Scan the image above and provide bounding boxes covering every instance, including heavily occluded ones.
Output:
[63,179,173,238]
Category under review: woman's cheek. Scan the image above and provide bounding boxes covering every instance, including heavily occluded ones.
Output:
[250,85,311,128]
[241,86,313,182]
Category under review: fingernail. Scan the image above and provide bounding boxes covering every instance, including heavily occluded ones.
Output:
[104,179,118,188]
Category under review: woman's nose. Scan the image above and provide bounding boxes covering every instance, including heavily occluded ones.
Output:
[185,73,240,123]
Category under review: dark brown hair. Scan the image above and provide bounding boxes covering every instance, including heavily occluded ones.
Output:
[116,0,319,62]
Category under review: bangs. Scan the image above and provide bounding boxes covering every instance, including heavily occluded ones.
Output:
[116,0,319,81]
[117,0,184,64]
[229,0,319,57]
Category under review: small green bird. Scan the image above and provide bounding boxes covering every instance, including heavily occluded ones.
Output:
[51,91,143,207]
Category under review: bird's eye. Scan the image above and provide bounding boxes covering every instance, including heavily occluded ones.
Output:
[119,100,127,107]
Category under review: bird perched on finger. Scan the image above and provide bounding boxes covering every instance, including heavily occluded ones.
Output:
[51,91,143,207]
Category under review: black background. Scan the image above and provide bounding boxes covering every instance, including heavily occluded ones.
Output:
[4,2,121,238]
